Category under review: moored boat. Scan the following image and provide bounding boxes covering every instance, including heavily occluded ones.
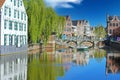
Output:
[77,46,89,51]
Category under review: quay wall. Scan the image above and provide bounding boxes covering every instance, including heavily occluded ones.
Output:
[110,41,120,50]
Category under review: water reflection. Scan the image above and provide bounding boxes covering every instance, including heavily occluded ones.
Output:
[56,48,106,66]
[0,47,120,80]
[0,53,27,80]
[27,53,64,80]
[106,53,120,74]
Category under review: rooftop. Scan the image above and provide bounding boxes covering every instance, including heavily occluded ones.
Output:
[0,0,5,8]
[108,15,120,21]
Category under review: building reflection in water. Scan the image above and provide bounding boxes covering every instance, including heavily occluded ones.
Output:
[106,53,120,74]
[56,48,106,72]
[0,53,27,80]
[56,48,96,65]
[73,51,90,66]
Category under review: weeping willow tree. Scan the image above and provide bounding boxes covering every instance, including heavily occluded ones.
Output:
[23,0,65,44]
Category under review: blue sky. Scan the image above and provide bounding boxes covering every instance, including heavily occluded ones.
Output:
[45,0,120,27]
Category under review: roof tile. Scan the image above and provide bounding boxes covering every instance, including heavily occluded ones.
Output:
[0,0,5,8]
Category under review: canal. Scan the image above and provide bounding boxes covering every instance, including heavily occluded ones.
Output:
[0,47,120,80]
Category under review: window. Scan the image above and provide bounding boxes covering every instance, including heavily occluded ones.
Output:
[19,23,23,31]
[14,22,18,30]
[110,29,112,34]
[24,24,26,31]
[25,36,26,44]
[21,23,23,31]
[14,10,16,18]
[9,35,12,45]
[14,0,16,6]
[9,21,12,30]
[21,12,23,20]
[67,23,71,26]
[20,36,23,45]
[116,23,118,27]
[18,0,19,7]
[18,11,19,19]
[14,35,17,46]
[4,20,7,29]
[19,23,21,31]
[113,23,115,26]
[110,23,112,26]
[9,8,11,16]
[24,14,26,21]
[4,34,7,46]
[21,1,22,6]
[4,6,7,15]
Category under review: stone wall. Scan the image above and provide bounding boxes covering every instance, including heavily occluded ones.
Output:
[110,41,120,50]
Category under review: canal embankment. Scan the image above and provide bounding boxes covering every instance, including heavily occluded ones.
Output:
[105,40,120,51]
[109,41,120,50]
[28,43,67,54]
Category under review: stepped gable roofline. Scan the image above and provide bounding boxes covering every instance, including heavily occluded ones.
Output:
[66,15,71,20]
[0,0,5,8]
[72,20,89,25]
[108,15,120,21]
[72,20,78,26]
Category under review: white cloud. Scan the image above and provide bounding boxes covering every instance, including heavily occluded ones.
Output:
[45,0,83,8]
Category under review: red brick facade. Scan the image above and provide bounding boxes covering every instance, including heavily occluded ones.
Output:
[107,15,120,36]
[63,16,73,39]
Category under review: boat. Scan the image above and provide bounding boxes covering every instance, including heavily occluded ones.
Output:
[77,46,89,51]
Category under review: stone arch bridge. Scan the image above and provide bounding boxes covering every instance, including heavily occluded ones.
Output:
[63,37,103,48]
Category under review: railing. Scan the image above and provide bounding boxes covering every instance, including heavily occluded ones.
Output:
[55,36,105,46]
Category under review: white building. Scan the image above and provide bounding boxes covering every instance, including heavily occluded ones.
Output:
[0,53,27,80]
[0,0,28,54]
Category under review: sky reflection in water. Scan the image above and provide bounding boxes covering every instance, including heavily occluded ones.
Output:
[0,48,120,80]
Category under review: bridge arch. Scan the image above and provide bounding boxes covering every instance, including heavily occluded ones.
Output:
[79,41,94,47]
[66,40,77,44]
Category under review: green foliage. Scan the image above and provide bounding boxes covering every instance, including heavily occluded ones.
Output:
[23,0,65,44]
[94,49,106,62]
[94,25,106,39]
[27,53,64,80]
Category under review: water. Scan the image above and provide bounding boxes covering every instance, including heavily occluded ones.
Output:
[0,47,120,80]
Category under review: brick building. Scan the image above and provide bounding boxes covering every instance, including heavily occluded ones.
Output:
[72,20,92,37]
[62,15,73,39]
[107,15,120,36]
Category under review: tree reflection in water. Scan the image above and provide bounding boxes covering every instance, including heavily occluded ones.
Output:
[94,49,106,62]
[27,53,64,80]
